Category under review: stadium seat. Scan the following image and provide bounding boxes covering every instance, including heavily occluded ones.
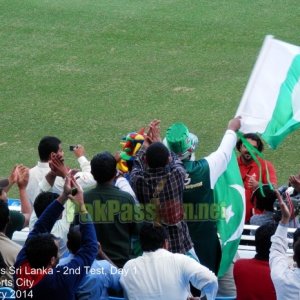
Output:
[0,287,15,299]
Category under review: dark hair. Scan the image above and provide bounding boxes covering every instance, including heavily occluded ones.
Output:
[293,228,300,246]
[34,192,60,218]
[293,239,300,267]
[0,201,9,232]
[146,142,169,168]
[91,152,117,184]
[25,233,58,268]
[140,222,169,252]
[255,223,277,260]
[251,185,276,211]
[236,133,264,153]
[38,136,61,162]
[67,225,81,254]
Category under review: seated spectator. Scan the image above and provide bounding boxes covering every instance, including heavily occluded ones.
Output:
[34,192,68,257]
[120,223,218,300]
[1,165,32,238]
[14,176,98,300]
[250,184,277,227]
[234,223,277,300]
[0,198,21,287]
[59,225,121,300]
[270,190,300,299]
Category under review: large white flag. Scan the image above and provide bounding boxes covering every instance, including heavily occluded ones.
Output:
[236,35,300,149]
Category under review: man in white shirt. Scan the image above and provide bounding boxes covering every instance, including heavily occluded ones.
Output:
[120,223,218,300]
[269,190,300,300]
[27,137,95,229]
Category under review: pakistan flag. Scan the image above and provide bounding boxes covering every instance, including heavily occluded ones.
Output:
[214,151,245,277]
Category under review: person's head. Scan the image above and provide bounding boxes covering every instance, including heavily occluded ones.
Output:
[91,151,117,184]
[255,223,277,260]
[236,133,264,164]
[34,192,60,218]
[293,228,300,247]
[38,136,62,162]
[145,142,170,168]
[140,222,169,252]
[165,123,199,161]
[293,239,300,268]
[0,179,9,202]
[251,185,276,212]
[0,201,9,232]
[25,233,59,268]
[66,225,81,254]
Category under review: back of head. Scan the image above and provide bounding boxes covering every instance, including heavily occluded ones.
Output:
[251,185,276,212]
[236,133,264,152]
[91,151,116,184]
[293,228,300,246]
[140,222,169,252]
[0,201,9,232]
[293,239,300,268]
[34,192,60,218]
[38,136,61,162]
[255,223,277,260]
[25,233,58,268]
[67,225,81,254]
[165,123,198,161]
[145,142,169,168]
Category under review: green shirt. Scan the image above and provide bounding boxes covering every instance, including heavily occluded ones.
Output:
[183,159,221,274]
[84,183,140,268]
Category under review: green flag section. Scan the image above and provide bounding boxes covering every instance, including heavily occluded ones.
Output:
[262,55,300,148]
[236,35,300,149]
[214,151,245,277]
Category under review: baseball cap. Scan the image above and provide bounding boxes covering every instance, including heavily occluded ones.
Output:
[165,123,199,160]
[0,178,9,189]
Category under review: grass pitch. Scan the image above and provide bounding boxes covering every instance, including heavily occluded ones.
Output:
[1,0,300,195]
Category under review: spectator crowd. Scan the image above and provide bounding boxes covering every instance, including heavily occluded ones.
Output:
[1,117,300,300]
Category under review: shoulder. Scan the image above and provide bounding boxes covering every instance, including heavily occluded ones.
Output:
[0,234,21,252]
[111,187,135,203]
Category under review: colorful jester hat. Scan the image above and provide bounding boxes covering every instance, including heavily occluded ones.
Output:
[117,128,145,173]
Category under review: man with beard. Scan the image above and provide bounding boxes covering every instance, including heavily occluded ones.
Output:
[236,133,277,223]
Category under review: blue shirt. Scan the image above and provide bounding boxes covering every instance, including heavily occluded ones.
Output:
[60,255,121,300]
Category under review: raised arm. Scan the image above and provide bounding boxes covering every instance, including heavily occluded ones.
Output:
[16,165,32,227]
[269,190,291,281]
[205,116,241,188]
[56,176,98,287]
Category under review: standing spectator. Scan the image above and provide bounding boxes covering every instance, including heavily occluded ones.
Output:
[234,223,277,300]
[84,151,139,268]
[130,120,195,258]
[236,133,277,223]
[120,223,218,300]
[164,117,241,274]
[27,137,95,228]
[269,190,300,300]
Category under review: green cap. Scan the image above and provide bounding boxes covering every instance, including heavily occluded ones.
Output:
[166,123,192,154]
